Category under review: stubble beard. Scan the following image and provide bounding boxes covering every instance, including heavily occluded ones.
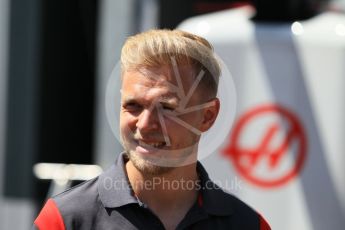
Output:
[122,140,199,176]
[126,149,174,176]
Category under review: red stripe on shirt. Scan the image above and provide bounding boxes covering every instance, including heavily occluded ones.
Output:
[260,215,271,230]
[34,198,65,230]
[197,193,203,207]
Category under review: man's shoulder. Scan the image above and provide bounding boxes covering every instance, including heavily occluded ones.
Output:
[222,190,257,214]
[208,182,259,216]
[34,177,104,230]
[201,179,269,229]
[197,163,264,224]
[52,176,102,215]
[215,187,271,229]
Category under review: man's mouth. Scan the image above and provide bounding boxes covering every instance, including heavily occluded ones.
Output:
[138,140,167,149]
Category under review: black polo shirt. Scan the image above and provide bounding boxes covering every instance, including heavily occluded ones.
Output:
[33,153,270,230]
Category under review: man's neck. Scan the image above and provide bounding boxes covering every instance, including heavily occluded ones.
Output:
[125,160,199,229]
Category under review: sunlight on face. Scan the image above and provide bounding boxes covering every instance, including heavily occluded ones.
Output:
[119,65,209,174]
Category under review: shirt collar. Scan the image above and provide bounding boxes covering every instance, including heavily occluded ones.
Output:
[196,162,234,216]
[98,152,138,208]
[98,152,234,216]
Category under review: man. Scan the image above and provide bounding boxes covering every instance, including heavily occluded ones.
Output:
[33,29,271,230]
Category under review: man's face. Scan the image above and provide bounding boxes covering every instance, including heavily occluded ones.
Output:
[119,65,216,175]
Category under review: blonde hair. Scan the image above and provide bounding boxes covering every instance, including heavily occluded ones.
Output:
[121,29,221,98]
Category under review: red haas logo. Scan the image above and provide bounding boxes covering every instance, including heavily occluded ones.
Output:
[223,104,308,188]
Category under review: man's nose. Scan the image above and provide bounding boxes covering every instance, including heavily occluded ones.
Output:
[136,108,160,133]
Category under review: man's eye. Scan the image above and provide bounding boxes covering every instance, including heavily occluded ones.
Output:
[162,105,175,111]
[123,103,142,111]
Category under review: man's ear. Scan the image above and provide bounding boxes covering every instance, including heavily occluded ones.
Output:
[200,98,220,132]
